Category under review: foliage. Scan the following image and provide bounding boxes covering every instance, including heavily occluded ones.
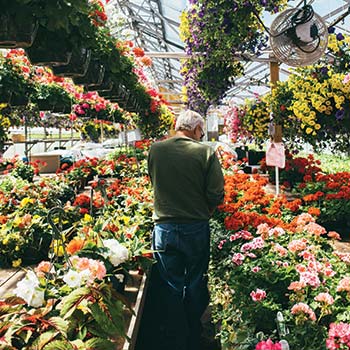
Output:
[210,159,350,349]
[33,83,74,112]
[180,0,287,112]
[0,263,126,349]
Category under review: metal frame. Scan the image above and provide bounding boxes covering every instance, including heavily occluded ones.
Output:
[107,0,350,106]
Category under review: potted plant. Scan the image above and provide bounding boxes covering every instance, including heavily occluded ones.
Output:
[33,82,74,112]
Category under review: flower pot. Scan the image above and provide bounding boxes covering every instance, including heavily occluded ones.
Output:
[25,27,72,66]
[0,12,38,48]
[248,150,265,165]
[72,59,105,87]
[89,75,114,93]
[52,48,92,78]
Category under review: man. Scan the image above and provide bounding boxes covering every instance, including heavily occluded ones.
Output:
[147,109,224,350]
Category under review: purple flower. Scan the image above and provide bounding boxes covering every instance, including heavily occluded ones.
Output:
[336,109,345,120]
[320,67,328,75]
[336,33,345,41]
[328,27,335,34]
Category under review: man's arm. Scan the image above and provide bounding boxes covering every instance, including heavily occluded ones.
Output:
[206,153,225,213]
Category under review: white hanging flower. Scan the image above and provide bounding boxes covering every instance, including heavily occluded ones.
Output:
[102,239,129,267]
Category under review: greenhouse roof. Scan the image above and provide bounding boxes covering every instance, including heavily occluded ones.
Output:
[107,0,350,111]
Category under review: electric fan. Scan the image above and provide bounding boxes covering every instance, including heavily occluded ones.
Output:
[270,5,328,67]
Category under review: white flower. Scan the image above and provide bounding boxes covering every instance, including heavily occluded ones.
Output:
[63,269,83,288]
[102,239,129,267]
[14,271,44,307]
[30,289,45,308]
[115,274,125,283]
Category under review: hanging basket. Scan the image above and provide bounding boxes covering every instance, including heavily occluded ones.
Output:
[0,12,38,48]
[52,48,91,78]
[72,59,105,87]
[25,27,72,66]
[89,75,114,93]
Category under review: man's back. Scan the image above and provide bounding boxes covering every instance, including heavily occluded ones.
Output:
[148,136,224,223]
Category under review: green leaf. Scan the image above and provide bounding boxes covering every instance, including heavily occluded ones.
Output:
[47,317,69,336]
[43,340,75,350]
[90,302,119,337]
[30,330,58,349]
[84,337,115,350]
[59,287,90,318]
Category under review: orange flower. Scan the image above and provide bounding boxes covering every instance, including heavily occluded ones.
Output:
[307,207,321,216]
[66,237,86,255]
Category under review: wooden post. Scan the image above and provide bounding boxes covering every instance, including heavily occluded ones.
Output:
[270,58,281,195]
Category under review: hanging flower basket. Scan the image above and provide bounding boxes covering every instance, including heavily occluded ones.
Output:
[72,59,105,87]
[51,47,91,78]
[89,75,114,93]
[25,27,72,66]
[0,12,38,48]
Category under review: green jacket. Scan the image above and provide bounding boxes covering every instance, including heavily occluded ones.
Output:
[148,136,224,223]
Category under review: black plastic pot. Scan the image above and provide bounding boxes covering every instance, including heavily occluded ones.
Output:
[248,150,265,165]
[52,48,91,78]
[72,59,105,87]
[0,12,38,48]
[26,27,72,66]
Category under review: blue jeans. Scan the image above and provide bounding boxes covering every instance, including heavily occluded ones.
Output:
[152,221,210,350]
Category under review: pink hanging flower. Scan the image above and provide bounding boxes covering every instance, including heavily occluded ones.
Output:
[256,338,282,350]
[343,73,350,84]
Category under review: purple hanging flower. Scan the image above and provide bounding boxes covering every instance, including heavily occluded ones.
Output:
[336,33,345,41]
[328,27,335,34]
[336,109,345,120]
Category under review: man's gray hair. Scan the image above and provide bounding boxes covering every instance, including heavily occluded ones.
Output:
[175,109,204,131]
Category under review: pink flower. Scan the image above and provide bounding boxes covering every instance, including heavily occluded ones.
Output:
[251,266,261,273]
[288,281,306,291]
[291,302,316,321]
[304,222,326,236]
[326,322,350,350]
[336,277,350,292]
[315,292,334,305]
[250,288,266,302]
[232,253,245,266]
[256,339,282,350]
[343,73,350,84]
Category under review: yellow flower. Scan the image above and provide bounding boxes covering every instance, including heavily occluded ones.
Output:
[306,127,313,134]
[12,259,22,267]
[83,214,93,222]
[20,197,35,208]
[315,124,321,130]
[2,237,9,245]
[122,216,131,225]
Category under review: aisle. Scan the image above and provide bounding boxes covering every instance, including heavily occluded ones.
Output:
[135,267,220,350]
